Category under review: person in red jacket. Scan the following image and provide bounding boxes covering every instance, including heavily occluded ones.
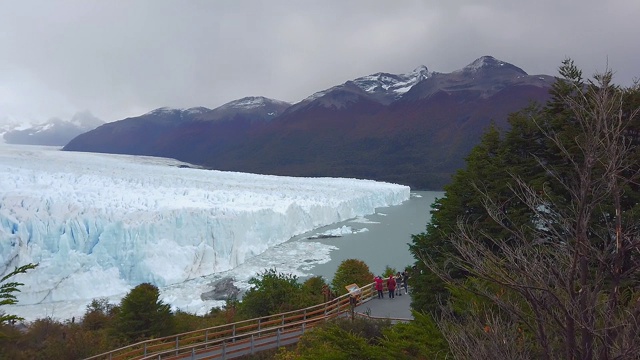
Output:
[374,276,384,299]
[387,275,396,299]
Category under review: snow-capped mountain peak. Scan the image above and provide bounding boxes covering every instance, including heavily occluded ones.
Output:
[467,55,505,70]
[458,56,527,75]
[145,107,182,116]
[352,65,431,98]
[409,65,430,79]
[218,96,290,110]
[184,107,211,115]
[302,90,329,103]
[190,96,291,123]
[300,65,431,106]
[144,106,212,117]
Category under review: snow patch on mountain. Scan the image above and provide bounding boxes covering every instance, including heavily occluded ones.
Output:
[466,56,506,70]
[456,55,528,76]
[302,65,431,104]
[143,106,213,118]
[145,107,183,116]
[303,90,329,102]
[218,96,291,110]
[353,65,430,97]
[184,107,211,115]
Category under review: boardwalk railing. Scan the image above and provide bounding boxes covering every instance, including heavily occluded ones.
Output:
[85,281,380,360]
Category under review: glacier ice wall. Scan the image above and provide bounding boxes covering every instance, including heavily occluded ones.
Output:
[0,144,409,305]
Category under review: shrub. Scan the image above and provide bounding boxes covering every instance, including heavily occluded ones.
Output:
[112,283,174,342]
[331,259,373,296]
[239,268,304,318]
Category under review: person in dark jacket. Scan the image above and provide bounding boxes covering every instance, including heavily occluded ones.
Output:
[395,272,403,296]
[402,270,409,294]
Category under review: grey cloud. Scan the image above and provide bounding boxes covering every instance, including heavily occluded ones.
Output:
[0,0,638,124]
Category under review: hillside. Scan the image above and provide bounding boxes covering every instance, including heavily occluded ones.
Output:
[64,56,555,189]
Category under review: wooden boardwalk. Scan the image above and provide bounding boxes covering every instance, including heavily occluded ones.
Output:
[84,281,412,360]
[356,287,412,321]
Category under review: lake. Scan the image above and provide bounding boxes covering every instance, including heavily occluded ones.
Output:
[298,190,444,281]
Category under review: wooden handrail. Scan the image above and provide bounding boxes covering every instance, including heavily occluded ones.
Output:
[84,281,380,360]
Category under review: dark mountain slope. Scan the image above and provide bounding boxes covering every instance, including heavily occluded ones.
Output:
[64,56,554,189]
[206,83,551,189]
[64,97,291,161]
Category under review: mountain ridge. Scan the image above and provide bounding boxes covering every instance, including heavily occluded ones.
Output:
[64,56,556,189]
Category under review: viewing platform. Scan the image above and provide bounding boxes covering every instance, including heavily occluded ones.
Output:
[84,281,412,360]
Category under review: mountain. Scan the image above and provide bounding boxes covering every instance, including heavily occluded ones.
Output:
[3,111,104,146]
[64,97,290,161]
[282,65,430,115]
[0,121,22,143]
[402,56,553,101]
[64,56,555,189]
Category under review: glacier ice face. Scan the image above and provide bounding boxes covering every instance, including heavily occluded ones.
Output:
[0,144,409,309]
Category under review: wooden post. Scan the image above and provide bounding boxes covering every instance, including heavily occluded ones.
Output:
[222,341,226,360]
[232,324,236,342]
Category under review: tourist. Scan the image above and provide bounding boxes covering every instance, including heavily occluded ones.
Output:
[374,276,384,299]
[402,270,409,294]
[395,272,403,296]
[387,275,396,299]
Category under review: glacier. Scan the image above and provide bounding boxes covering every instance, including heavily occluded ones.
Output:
[0,144,409,320]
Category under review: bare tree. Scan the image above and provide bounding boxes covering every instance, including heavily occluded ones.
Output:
[420,69,640,359]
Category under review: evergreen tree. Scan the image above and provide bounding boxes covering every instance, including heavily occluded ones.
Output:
[409,124,513,313]
[239,268,306,318]
[0,263,38,327]
[331,259,374,296]
[413,61,640,358]
[112,283,174,342]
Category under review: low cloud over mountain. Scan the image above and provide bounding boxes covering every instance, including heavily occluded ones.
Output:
[3,111,104,146]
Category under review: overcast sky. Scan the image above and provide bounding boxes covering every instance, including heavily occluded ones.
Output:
[1,1,638,125]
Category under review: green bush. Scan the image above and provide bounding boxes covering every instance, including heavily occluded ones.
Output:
[377,311,449,359]
[112,283,174,342]
[82,298,116,331]
[331,259,373,296]
[286,321,381,360]
[239,268,305,318]
[301,275,328,304]
[382,265,396,278]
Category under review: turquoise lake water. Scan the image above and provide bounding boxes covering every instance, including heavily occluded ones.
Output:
[300,190,444,281]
